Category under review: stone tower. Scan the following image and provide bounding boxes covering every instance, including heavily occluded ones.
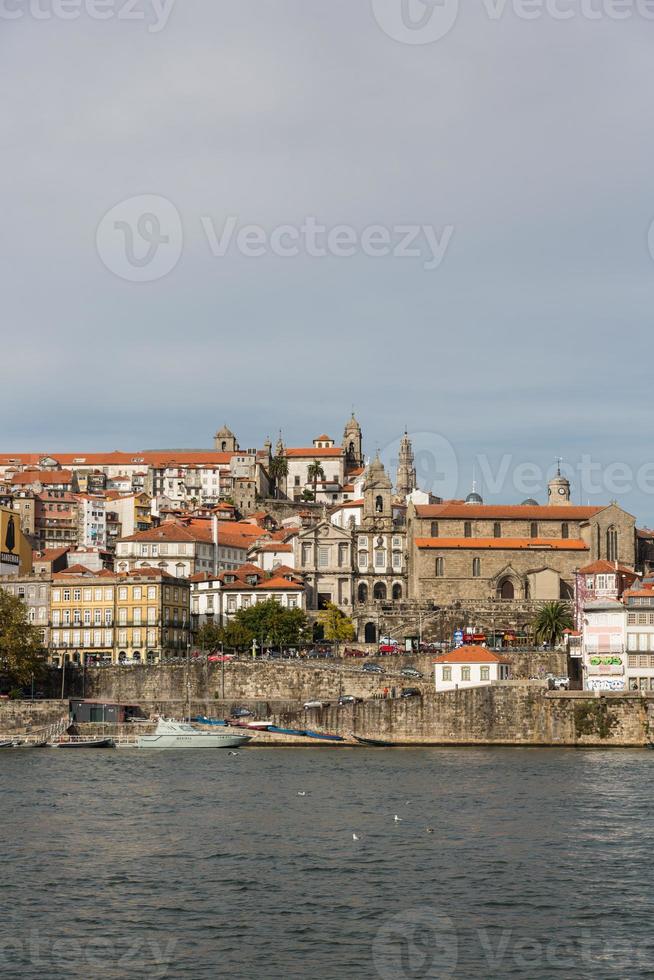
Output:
[214,424,238,453]
[395,431,417,498]
[362,454,393,530]
[548,461,571,506]
[343,413,363,468]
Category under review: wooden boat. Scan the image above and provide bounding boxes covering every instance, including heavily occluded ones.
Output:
[52,737,116,749]
[304,730,344,742]
[352,734,396,747]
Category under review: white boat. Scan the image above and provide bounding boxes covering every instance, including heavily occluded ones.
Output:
[137,718,251,749]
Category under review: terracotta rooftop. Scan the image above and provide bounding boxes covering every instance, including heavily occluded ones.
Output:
[433,646,512,665]
[415,503,603,520]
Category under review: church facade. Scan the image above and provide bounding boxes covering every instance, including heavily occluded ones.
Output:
[407,471,636,605]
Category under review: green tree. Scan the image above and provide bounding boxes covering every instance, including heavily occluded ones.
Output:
[219,621,255,652]
[235,599,308,652]
[0,591,47,687]
[307,461,326,502]
[532,601,573,647]
[318,603,355,656]
[196,623,223,651]
[268,454,289,499]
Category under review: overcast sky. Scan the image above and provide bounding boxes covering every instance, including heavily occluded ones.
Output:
[2,2,653,518]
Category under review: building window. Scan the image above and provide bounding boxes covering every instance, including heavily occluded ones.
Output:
[493,523,501,539]
[562,522,569,539]
[373,582,387,601]
[374,550,386,568]
[435,557,444,577]
[392,583,402,600]
[301,543,311,565]
[431,522,439,538]
[375,495,384,513]
[461,666,471,681]
[607,526,618,562]
[442,666,451,681]
[472,558,481,578]
[480,666,490,681]
[318,547,330,568]
[530,522,538,539]
[358,583,368,604]
[464,522,472,538]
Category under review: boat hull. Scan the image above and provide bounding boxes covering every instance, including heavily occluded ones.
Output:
[53,738,116,749]
[352,735,396,747]
[137,732,251,749]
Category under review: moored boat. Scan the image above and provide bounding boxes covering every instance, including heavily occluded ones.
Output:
[137,718,251,749]
[267,726,307,736]
[191,716,228,727]
[304,730,344,742]
[352,734,396,747]
[245,721,272,730]
[52,737,116,749]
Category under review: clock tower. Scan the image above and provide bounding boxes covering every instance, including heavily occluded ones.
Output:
[547,461,571,506]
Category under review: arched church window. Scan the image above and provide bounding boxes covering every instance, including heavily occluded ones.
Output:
[392,583,402,600]
[464,522,472,538]
[375,495,383,513]
[431,522,439,537]
[373,582,387,601]
[435,557,444,577]
[493,522,501,538]
[530,522,538,539]
[607,526,618,562]
[562,522,569,539]
[472,558,481,578]
[357,583,368,604]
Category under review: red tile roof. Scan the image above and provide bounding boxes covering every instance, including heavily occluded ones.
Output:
[415,503,603,520]
[416,537,588,551]
[285,448,342,458]
[577,560,637,576]
[12,470,73,485]
[433,646,512,665]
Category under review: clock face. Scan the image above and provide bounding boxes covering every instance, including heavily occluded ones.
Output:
[558,487,567,496]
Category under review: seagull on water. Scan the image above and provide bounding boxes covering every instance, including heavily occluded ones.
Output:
[394,815,403,822]
[352,833,360,841]
[426,828,434,834]
[297,791,307,797]
[228,751,238,756]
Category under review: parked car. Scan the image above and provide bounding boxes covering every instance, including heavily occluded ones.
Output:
[400,687,422,698]
[303,700,328,710]
[208,654,235,663]
[401,668,424,678]
[362,663,384,674]
[338,695,363,706]
[378,644,399,655]
[343,648,366,658]
[230,707,253,718]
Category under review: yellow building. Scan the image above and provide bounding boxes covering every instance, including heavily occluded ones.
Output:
[0,506,32,575]
[49,566,190,666]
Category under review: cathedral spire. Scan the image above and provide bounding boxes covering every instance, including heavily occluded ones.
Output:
[396,431,416,498]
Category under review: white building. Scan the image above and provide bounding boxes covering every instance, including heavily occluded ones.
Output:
[191,564,306,630]
[581,600,626,692]
[623,583,654,692]
[75,494,107,549]
[433,646,511,693]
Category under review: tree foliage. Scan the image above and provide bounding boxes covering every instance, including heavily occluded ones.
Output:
[220,620,255,652]
[195,623,224,651]
[318,603,355,652]
[268,455,289,499]
[532,601,573,647]
[234,599,308,650]
[0,590,47,686]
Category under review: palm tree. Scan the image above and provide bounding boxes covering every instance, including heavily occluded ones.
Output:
[268,454,288,499]
[532,601,573,647]
[307,461,326,502]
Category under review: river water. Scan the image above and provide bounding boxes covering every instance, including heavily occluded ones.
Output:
[1,746,652,979]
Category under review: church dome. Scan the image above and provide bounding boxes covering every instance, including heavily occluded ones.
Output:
[522,498,539,506]
[465,491,483,505]
[215,424,235,439]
